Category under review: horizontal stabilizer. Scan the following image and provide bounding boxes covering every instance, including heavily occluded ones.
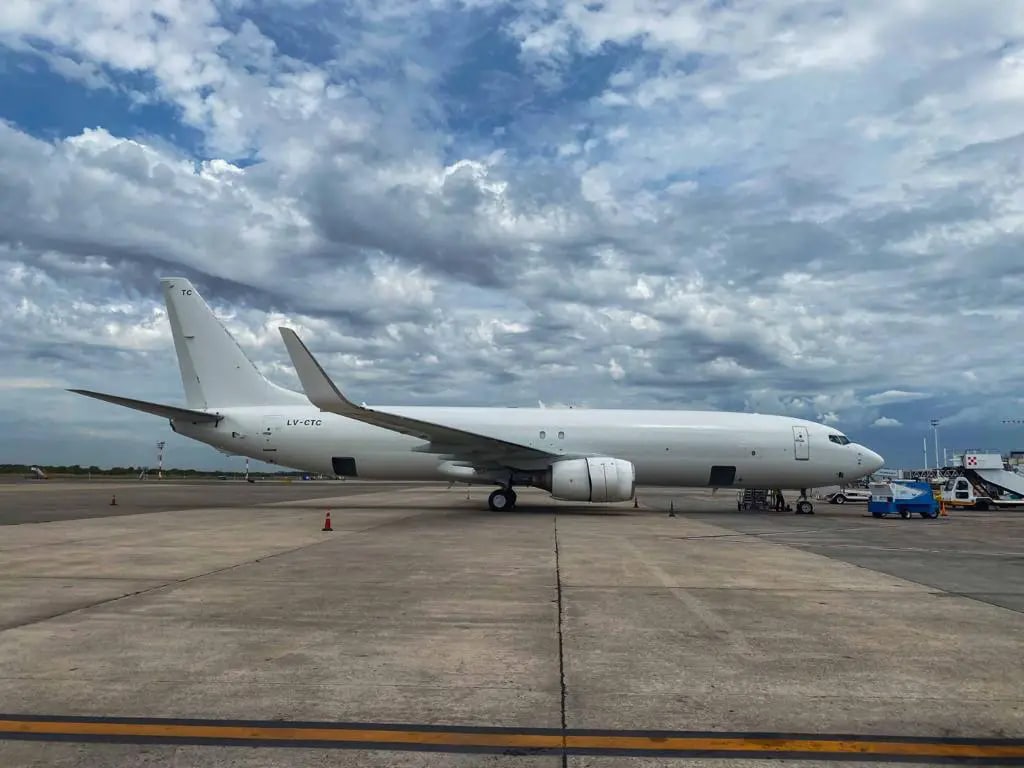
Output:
[69,389,222,423]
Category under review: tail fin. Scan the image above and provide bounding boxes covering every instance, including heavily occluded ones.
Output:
[161,277,305,408]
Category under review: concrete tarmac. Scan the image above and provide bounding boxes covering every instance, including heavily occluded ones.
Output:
[639,488,1024,614]
[0,478,426,524]
[0,483,1021,767]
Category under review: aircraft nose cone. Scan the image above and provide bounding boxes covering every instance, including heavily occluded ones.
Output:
[865,448,885,472]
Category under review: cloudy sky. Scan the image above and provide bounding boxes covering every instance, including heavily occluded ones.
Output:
[2,0,1023,472]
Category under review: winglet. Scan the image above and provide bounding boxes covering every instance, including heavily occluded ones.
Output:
[279,328,359,415]
[279,327,556,459]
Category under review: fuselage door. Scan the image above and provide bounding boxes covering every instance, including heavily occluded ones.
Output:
[793,426,810,461]
[262,415,285,451]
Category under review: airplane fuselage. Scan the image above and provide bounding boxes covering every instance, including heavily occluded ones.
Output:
[173,404,877,490]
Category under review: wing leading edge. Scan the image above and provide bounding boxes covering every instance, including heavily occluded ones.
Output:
[278,327,555,466]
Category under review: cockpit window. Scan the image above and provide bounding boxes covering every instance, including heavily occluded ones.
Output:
[828,434,851,445]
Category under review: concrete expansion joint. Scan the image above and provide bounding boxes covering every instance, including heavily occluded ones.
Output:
[553,516,568,767]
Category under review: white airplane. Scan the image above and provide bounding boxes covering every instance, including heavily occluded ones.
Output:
[71,277,884,514]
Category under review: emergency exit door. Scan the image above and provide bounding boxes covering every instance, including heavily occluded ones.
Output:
[793,426,810,460]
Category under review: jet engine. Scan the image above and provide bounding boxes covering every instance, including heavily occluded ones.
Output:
[546,456,636,503]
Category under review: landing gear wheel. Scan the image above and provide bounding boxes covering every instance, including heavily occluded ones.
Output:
[488,488,515,511]
[796,500,814,515]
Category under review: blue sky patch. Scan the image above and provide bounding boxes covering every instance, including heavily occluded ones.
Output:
[0,47,204,155]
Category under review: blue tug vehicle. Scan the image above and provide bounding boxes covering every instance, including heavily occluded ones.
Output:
[868,480,940,519]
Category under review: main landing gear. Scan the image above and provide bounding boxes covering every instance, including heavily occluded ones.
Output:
[794,488,814,515]
[488,486,517,511]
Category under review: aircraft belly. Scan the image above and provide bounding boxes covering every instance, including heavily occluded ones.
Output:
[350,452,442,481]
[273,428,439,480]
[625,429,833,488]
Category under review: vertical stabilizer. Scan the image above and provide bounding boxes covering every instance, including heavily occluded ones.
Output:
[161,277,305,408]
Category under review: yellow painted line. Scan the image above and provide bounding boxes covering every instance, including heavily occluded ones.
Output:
[2,719,1023,759]
[0,720,561,750]
[562,734,1024,759]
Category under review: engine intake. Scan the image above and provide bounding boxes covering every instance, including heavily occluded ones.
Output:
[547,457,636,503]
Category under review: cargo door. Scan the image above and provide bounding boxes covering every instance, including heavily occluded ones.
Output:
[708,465,737,486]
[793,426,810,461]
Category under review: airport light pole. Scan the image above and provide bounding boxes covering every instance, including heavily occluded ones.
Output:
[156,441,165,480]
[930,420,940,470]
[923,436,928,470]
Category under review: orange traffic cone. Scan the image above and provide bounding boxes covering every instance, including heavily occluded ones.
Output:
[322,511,333,531]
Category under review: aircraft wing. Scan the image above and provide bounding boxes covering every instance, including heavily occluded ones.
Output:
[279,328,556,466]
[69,389,222,423]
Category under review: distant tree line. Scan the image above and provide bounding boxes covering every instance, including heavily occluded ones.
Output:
[0,464,308,479]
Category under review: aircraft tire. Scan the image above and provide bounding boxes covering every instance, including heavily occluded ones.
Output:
[488,488,514,512]
[796,500,814,515]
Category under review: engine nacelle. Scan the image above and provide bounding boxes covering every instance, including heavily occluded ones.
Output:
[548,457,636,503]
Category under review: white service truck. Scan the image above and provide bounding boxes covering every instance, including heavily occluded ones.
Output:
[942,452,1024,510]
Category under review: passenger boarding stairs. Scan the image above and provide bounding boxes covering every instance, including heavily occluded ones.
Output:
[945,452,1024,508]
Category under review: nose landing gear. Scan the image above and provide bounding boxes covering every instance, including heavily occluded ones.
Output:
[795,488,814,515]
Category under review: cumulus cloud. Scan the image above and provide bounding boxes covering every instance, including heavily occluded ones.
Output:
[865,391,929,406]
[0,377,65,391]
[873,417,903,428]
[2,1,1024,467]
